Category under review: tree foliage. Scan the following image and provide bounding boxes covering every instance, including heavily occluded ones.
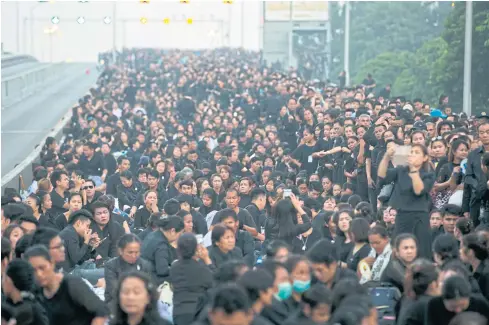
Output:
[330,1,489,113]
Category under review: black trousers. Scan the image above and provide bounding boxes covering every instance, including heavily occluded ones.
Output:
[173,314,195,325]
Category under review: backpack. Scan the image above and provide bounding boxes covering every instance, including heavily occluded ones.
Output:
[364,281,401,325]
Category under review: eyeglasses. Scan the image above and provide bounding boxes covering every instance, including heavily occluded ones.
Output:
[431,136,443,142]
[82,185,94,190]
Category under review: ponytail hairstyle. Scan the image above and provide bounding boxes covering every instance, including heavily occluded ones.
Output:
[462,233,489,261]
[404,258,439,299]
[156,215,184,233]
[432,234,460,266]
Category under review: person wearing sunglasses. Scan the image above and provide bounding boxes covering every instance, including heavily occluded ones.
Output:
[81,179,102,212]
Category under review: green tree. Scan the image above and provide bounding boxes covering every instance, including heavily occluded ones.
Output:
[436,2,489,113]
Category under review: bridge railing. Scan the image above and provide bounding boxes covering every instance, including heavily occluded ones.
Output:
[1,63,67,109]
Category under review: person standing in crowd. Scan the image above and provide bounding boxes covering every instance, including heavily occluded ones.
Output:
[378,144,435,259]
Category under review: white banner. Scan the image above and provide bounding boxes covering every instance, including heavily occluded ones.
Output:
[292,1,328,21]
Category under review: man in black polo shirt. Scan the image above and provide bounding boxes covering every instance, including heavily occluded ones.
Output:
[78,142,107,188]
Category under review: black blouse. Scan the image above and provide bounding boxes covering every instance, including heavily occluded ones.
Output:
[381,166,435,213]
[38,275,108,325]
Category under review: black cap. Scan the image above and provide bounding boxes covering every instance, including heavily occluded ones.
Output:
[413,120,427,131]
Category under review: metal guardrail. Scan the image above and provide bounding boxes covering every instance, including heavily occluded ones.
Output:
[1,54,38,68]
[1,63,66,109]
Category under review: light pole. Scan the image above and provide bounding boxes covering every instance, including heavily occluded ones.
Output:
[43,25,57,62]
[29,2,43,56]
[344,1,351,87]
[462,1,473,116]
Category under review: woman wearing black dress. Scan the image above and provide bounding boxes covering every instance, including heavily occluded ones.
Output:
[378,143,436,259]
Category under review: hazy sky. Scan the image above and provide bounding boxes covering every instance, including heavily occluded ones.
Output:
[1,1,262,62]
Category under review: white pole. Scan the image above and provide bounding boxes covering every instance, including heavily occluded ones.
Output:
[462,1,473,116]
[241,1,245,48]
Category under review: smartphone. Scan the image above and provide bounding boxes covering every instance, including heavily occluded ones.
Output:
[195,234,204,245]
[283,189,292,198]
[393,145,411,166]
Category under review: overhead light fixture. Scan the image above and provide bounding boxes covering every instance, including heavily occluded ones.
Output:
[51,16,60,24]
[103,16,112,24]
[163,18,170,24]
[77,16,85,24]
[187,18,193,24]
[140,17,148,24]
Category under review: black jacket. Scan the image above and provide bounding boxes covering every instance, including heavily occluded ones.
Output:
[208,246,243,269]
[170,259,214,317]
[235,229,255,267]
[104,256,153,304]
[261,297,300,325]
[116,183,142,210]
[58,225,93,271]
[141,230,177,285]
[90,220,125,260]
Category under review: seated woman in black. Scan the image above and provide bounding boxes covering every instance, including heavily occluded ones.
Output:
[346,218,372,273]
[460,232,489,300]
[109,271,171,325]
[141,215,184,285]
[208,224,242,268]
[170,233,213,325]
[426,275,489,325]
[332,209,353,266]
[104,234,153,305]
[381,233,418,293]
[25,245,108,325]
[397,259,440,325]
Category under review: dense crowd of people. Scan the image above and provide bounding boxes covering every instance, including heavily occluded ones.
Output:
[2,47,489,325]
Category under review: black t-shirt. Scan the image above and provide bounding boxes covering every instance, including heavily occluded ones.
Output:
[38,275,108,325]
[78,152,106,176]
[292,143,319,176]
[49,190,69,216]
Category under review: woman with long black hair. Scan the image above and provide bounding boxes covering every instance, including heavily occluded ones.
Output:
[266,194,312,247]
[110,271,171,325]
[25,245,108,325]
[378,143,436,259]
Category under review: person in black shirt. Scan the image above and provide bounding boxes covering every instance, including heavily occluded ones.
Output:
[110,271,171,325]
[81,179,102,212]
[58,209,95,272]
[78,142,107,187]
[89,201,125,261]
[170,233,213,325]
[141,215,183,285]
[378,143,435,259]
[101,142,117,176]
[134,190,158,229]
[426,275,489,325]
[2,259,49,325]
[104,234,153,306]
[49,170,71,216]
[106,156,131,196]
[460,232,489,301]
[218,209,255,267]
[25,245,108,325]
[237,269,276,325]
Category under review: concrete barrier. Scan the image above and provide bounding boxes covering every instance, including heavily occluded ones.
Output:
[1,109,72,194]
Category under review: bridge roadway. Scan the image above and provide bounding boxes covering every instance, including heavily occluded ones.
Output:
[1,63,98,177]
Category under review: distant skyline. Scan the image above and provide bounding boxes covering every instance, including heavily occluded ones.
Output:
[1,1,262,62]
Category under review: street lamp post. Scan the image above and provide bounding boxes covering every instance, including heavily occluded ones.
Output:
[463,1,473,116]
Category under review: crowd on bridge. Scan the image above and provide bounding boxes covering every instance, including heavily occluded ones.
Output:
[2,47,489,325]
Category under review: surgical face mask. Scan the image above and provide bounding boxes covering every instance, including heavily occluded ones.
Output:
[274,282,292,301]
[292,279,311,293]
